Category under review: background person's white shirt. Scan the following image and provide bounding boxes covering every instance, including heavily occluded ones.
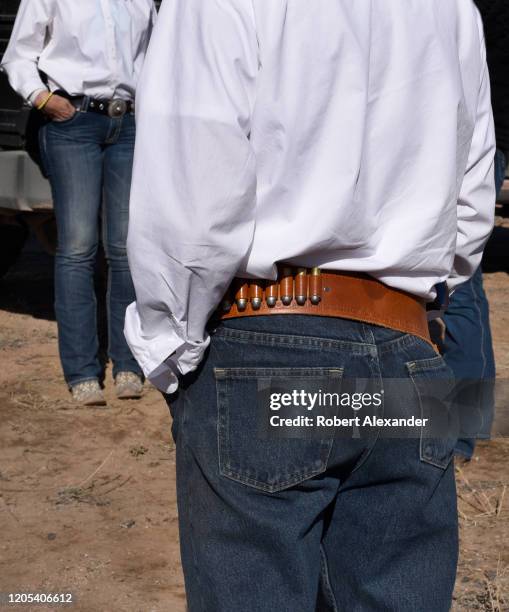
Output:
[124,0,495,394]
[1,0,157,102]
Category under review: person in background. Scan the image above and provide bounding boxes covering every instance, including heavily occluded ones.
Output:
[1,0,157,405]
[445,0,508,460]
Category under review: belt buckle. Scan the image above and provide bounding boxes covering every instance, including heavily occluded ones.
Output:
[107,99,127,118]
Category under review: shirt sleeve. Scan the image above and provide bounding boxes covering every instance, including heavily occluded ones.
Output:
[124,0,259,393]
[0,0,52,101]
[449,26,496,291]
[150,2,158,26]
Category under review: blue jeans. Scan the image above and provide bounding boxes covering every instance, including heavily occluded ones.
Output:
[40,111,142,386]
[444,149,505,458]
[168,316,458,611]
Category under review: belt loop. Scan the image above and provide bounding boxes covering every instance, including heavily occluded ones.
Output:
[81,95,89,113]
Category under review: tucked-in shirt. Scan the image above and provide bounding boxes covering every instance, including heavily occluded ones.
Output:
[1,0,157,102]
[125,0,496,394]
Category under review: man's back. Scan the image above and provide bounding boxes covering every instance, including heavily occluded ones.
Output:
[243,0,493,298]
[126,0,494,386]
[128,1,494,365]
[125,3,496,610]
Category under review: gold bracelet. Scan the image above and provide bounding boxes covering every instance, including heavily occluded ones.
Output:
[36,91,54,111]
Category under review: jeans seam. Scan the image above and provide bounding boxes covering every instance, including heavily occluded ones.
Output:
[215,367,343,379]
[468,272,487,379]
[214,327,376,355]
[378,332,427,355]
[319,545,339,612]
[406,355,446,373]
[181,396,208,612]
[220,465,331,493]
[348,332,383,478]
[406,362,455,469]
[39,126,52,177]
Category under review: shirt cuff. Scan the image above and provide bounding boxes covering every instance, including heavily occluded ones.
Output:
[123,302,210,394]
[147,360,180,395]
[28,88,48,107]
[18,78,48,104]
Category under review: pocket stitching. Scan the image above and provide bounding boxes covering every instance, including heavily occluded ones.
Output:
[214,327,375,355]
[220,464,331,493]
[216,367,343,492]
[406,358,455,469]
[215,367,343,379]
[406,355,447,374]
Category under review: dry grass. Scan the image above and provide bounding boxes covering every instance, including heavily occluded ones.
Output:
[55,474,132,506]
[10,390,71,412]
[456,466,507,522]
[481,562,507,612]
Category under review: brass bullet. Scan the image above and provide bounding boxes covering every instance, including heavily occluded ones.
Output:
[235,281,249,311]
[280,267,293,306]
[295,268,308,306]
[266,281,278,307]
[250,282,263,311]
[310,267,322,305]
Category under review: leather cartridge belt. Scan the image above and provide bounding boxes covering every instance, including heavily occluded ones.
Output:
[217,267,433,348]
[54,90,134,118]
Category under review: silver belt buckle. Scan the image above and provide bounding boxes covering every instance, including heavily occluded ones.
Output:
[107,99,128,118]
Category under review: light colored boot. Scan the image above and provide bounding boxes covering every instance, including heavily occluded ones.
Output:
[71,380,106,406]
[115,371,143,399]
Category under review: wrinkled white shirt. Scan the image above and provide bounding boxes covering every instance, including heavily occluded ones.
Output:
[125,0,496,394]
[1,0,157,101]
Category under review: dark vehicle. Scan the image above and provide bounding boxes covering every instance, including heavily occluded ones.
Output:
[0,0,53,277]
[0,0,161,277]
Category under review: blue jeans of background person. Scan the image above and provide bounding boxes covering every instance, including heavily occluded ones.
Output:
[40,111,142,387]
[167,315,458,612]
[444,148,506,459]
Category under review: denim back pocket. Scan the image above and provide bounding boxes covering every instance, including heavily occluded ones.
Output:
[215,367,344,493]
[406,356,457,469]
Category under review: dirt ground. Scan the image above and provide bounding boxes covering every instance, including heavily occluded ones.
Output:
[1,222,508,611]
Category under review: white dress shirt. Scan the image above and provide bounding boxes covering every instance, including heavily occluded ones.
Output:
[125,0,496,394]
[1,0,157,102]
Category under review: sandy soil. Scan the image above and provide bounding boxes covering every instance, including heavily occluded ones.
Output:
[0,233,508,611]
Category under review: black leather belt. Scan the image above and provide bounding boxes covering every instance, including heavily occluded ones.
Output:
[54,90,134,118]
